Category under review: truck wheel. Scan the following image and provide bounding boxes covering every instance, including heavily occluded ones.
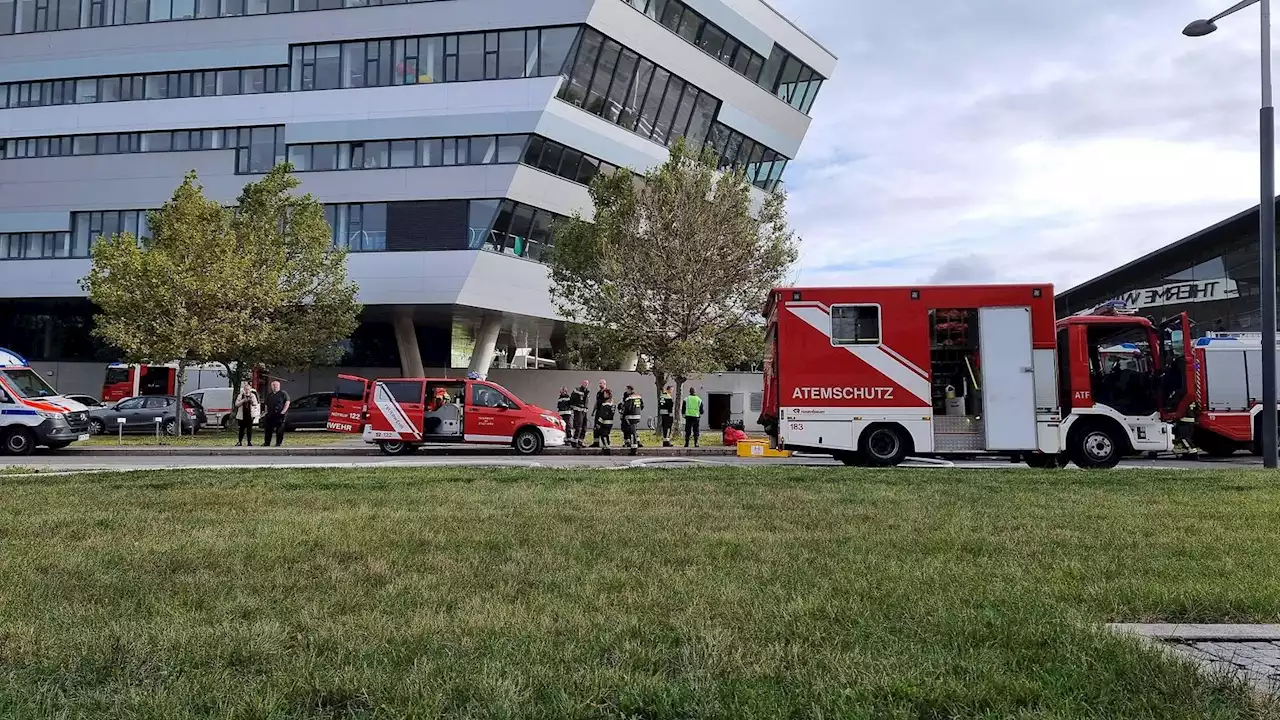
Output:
[836,451,863,466]
[513,428,544,456]
[1067,423,1123,469]
[858,424,910,467]
[2,427,35,456]
[89,418,105,435]
[1252,413,1279,456]
[220,415,231,430]
[378,438,419,453]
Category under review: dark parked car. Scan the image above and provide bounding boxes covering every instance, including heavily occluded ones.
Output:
[64,394,104,408]
[88,395,201,435]
[284,392,334,431]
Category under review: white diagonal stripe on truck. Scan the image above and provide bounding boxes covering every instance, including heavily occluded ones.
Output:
[373,382,421,440]
[786,305,932,404]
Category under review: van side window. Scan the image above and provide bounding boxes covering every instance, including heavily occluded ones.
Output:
[831,305,881,345]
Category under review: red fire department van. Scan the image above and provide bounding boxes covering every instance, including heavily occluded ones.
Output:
[761,285,1192,468]
[326,374,566,455]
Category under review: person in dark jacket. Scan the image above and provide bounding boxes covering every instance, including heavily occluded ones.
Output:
[569,380,590,448]
[591,379,609,447]
[658,386,675,447]
[595,389,616,452]
[556,387,572,434]
[620,385,644,448]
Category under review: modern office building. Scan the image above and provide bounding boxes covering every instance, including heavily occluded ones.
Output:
[0,0,837,379]
[1057,200,1277,336]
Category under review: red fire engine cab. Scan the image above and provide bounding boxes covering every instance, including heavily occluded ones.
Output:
[761,285,1192,468]
[326,373,566,455]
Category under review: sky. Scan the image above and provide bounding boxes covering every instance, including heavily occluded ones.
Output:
[768,0,1270,293]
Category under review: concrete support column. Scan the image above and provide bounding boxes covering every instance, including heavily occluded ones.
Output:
[467,313,503,377]
[617,351,639,372]
[393,310,425,378]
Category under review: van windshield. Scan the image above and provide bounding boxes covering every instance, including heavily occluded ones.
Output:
[0,369,59,399]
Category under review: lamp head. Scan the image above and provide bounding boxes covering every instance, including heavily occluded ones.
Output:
[1183,19,1218,37]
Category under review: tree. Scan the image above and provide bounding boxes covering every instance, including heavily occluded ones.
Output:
[556,323,630,371]
[214,165,361,389]
[81,173,257,434]
[548,138,798,408]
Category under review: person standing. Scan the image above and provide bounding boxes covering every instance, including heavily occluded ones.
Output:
[682,387,704,448]
[591,379,609,448]
[233,380,260,447]
[595,388,616,452]
[621,385,644,448]
[658,385,675,447]
[556,387,573,434]
[569,380,590,448]
[260,379,290,447]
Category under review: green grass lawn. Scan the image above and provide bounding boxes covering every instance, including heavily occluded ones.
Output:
[1,467,1278,719]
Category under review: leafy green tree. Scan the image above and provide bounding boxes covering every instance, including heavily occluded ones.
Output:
[548,138,798,407]
[215,165,361,389]
[81,173,255,434]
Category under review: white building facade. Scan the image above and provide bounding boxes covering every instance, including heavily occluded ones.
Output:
[0,0,836,378]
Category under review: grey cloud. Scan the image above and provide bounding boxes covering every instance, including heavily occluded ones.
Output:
[926,254,1006,284]
[764,0,1263,290]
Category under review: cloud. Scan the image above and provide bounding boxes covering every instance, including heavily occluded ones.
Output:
[769,0,1267,292]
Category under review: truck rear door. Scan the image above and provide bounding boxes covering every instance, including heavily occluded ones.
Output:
[327,374,369,433]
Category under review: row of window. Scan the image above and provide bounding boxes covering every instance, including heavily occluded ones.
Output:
[559,27,720,152]
[619,0,765,85]
[1,27,574,109]
[290,26,578,91]
[0,66,289,109]
[0,0,448,35]
[3,199,565,263]
[286,133,626,186]
[288,134,527,172]
[704,123,786,193]
[619,0,823,115]
[3,125,262,158]
[0,232,74,260]
[0,125,286,174]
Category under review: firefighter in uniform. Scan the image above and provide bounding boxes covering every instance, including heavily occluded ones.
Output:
[620,385,644,448]
[569,380,591,448]
[658,386,675,447]
[591,379,609,447]
[556,387,573,437]
[595,389,616,452]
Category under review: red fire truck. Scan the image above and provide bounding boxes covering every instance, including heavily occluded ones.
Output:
[761,284,1193,468]
[102,362,262,404]
[326,373,567,455]
[1182,332,1280,456]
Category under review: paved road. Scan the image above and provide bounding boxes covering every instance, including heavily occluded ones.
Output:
[0,451,1260,474]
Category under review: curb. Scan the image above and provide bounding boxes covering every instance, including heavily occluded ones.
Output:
[58,445,738,458]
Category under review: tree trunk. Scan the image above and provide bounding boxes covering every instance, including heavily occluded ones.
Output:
[175,360,187,437]
[673,376,686,434]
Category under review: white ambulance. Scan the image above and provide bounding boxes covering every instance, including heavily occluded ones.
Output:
[0,348,92,455]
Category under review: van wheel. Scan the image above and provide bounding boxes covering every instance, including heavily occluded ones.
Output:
[513,428,544,456]
[1068,422,1123,469]
[379,441,415,456]
[858,424,910,467]
[220,415,231,430]
[2,427,35,456]
[836,451,863,467]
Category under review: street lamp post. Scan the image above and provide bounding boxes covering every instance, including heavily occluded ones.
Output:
[1185,0,1278,469]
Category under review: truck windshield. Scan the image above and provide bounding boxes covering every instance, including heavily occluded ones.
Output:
[0,369,59,399]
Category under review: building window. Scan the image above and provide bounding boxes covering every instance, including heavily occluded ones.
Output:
[831,305,881,346]
[0,232,72,259]
[2,126,283,175]
[557,28,719,151]
[483,199,562,261]
[1,64,290,110]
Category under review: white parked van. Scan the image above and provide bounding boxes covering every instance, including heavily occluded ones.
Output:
[185,387,243,429]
